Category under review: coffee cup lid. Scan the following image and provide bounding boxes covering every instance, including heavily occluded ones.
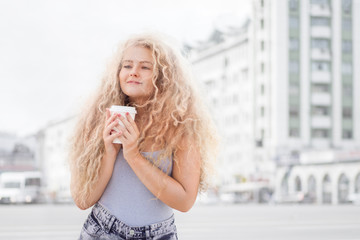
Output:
[110,105,137,114]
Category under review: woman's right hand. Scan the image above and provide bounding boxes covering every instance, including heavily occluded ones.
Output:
[103,108,122,157]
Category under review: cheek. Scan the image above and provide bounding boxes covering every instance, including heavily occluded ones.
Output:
[119,72,126,84]
[146,78,155,90]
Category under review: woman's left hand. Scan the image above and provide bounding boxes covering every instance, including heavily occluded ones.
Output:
[117,113,142,161]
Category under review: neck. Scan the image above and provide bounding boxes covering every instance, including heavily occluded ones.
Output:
[134,106,148,129]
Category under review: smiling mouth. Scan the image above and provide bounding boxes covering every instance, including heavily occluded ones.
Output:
[127,81,142,84]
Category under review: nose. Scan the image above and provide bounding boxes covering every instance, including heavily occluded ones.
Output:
[129,65,139,77]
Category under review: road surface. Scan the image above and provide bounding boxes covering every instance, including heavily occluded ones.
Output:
[0,203,359,239]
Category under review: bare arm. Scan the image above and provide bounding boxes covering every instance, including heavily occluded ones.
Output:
[70,152,117,210]
[118,113,201,212]
[70,110,122,210]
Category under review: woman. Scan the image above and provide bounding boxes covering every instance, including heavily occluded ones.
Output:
[69,33,218,240]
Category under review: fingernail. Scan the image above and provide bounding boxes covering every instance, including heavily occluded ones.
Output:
[126,112,129,116]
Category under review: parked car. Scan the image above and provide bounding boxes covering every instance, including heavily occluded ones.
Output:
[0,171,43,204]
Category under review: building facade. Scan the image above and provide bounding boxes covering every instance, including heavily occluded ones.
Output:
[190,23,263,189]
[36,117,75,202]
[0,132,38,172]
[266,0,360,204]
[190,0,360,204]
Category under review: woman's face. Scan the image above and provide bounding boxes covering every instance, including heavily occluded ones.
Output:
[119,46,155,104]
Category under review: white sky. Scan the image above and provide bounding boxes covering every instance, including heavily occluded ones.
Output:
[0,0,250,136]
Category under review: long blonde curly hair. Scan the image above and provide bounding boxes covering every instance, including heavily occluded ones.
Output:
[69,33,218,207]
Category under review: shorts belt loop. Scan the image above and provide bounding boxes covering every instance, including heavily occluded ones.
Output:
[105,215,116,234]
[145,225,151,239]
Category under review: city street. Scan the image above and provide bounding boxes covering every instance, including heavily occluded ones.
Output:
[0,203,359,240]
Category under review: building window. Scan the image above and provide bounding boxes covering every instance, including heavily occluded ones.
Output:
[322,174,332,204]
[289,106,299,117]
[261,62,265,73]
[311,38,330,51]
[338,174,350,204]
[342,18,352,31]
[261,41,265,51]
[312,61,330,72]
[312,129,330,138]
[289,82,299,95]
[289,16,299,29]
[343,84,352,96]
[289,128,299,137]
[342,62,352,74]
[342,40,352,53]
[289,0,298,11]
[311,0,330,7]
[261,84,265,95]
[260,19,264,29]
[342,0,352,13]
[289,38,299,50]
[342,130,353,139]
[312,83,330,93]
[290,61,299,73]
[261,0,264,8]
[295,176,302,191]
[312,106,330,116]
[342,107,352,118]
[260,106,265,117]
[311,17,330,27]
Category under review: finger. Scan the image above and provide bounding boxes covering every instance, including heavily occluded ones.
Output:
[105,131,122,144]
[106,112,119,126]
[118,114,134,133]
[116,124,131,139]
[104,119,121,137]
[109,131,122,142]
[126,112,139,135]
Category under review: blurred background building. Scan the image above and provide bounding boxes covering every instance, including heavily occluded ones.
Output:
[0,132,38,172]
[189,0,360,204]
[36,117,75,202]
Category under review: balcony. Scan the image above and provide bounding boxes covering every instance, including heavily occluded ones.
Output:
[310,4,331,17]
[311,116,331,128]
[311,48,331,61]
[311,71,331,83]
[311,26,331,38]
[311,93,331,105]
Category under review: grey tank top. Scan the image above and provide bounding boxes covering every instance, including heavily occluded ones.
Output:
[98,149,173,227]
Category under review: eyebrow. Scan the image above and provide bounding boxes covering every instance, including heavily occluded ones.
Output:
[122,60,153,65]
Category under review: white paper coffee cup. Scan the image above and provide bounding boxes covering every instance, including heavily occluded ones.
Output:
[109,105,137,144]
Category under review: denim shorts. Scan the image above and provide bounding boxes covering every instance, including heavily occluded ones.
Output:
[79,203,178,240]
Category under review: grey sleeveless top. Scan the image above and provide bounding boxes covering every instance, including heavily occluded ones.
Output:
[98,149,174,227]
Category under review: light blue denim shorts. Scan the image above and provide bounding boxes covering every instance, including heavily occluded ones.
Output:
[79,203,178,240]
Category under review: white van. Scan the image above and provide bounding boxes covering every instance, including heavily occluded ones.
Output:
[0,171,42,204]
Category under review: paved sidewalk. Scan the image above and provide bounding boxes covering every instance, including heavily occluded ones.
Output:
[0,203,359,239]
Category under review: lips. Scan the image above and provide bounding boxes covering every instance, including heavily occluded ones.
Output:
[127,80,141,84]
